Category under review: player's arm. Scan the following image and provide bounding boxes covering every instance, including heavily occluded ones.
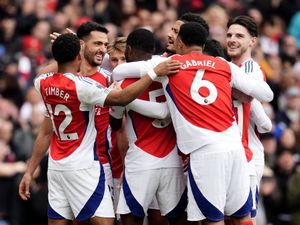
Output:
[100,53,113,72]
[77,60,180,107]
[105,59,180,106]
[250,99,272,133]
[112,56,167,81]
[229,62,274,102]
[36,60,58,77]
[109,106,125,131]
[19,117,52,200]
[127,99,170,119]
[36,29,77,77]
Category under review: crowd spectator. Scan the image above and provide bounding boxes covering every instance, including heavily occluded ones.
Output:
[0,1,299,225]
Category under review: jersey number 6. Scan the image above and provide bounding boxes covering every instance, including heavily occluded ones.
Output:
[190,69,218,105]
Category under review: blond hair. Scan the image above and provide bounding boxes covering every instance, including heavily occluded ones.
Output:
[107,37,127,54]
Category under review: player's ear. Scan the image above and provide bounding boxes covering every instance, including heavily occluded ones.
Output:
[176,37,184,51]
[80,40,85,52]
[250,36,257,48]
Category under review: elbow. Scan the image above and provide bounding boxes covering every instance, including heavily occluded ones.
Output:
[265,91,274,102]
[262,85,274,102]
[258,121,272,133]
[112,67,122,81]
[160,111,170,120]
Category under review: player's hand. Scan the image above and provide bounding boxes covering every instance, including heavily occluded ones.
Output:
[232,88,253,103]
[154,59,181,76]
[66,28,76,35]
[50,28,76,44]
[19,172,33,200]
[50,32,61,44]
[109,81,122,91]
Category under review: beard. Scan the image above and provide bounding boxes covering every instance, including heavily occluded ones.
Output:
[84,50,102,67]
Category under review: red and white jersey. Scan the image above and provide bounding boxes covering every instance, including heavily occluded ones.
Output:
[89,68,110,164]
[232,60,260,162]
[162,53,240,154]
[243,60,267,167]
[35,72,111,171]
[112,53,273,154]
[121,79,182,172]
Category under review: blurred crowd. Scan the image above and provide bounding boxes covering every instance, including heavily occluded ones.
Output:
[0,0,300,225]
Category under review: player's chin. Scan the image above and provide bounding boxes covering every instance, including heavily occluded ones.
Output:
[94,59,102,65]
[166,44,175,53]
[227,50,239,58]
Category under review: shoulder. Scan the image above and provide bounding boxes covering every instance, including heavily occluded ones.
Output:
[98,67,112,77]
[243,59,264,79]
[35,72,55,81]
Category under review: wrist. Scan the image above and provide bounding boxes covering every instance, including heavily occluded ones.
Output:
[147,69,157,80]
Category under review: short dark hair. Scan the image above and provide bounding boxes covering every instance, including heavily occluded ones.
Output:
[52,33,80,64]
[178,22,208,47]
[126,28,155,54]
[76,21,108,40]
[227,15,258,37]
[179,12,209,37]
[204,39,225,57]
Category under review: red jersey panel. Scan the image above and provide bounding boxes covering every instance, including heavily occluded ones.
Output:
[89,72,110,164]
[168,53,235,132]
[121,79,176,158]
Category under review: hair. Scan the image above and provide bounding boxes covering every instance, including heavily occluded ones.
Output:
[203,39,225,57]
[76,21,108,40]
[107,37,127,54]
[179,12,209,37]
[227,15,258,37]
[52,33,80,64]
[178,22,208,47]
[126,29,155,54]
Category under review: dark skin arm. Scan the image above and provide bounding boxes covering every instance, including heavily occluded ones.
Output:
[19,117,52,200]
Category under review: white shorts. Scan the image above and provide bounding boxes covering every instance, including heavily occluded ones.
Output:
[187,143,252,222]
[250,174,258,218]
[113,177,122,218]
[148,196,160,210]
[117,167,186,218]
[103,163,113,196]
[48,161,115,221]
[248,163,264,218]
[255,164,264,187]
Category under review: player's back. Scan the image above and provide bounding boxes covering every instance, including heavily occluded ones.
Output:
[36,72,98,171]
[163,52,241,154]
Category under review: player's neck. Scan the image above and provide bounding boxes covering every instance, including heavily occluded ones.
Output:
[185,46,203,54]
[231,51,252,66]
[79,61,98,76]
[57,64,78,75]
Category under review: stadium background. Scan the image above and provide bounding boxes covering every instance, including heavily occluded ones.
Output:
[0,0,299,225]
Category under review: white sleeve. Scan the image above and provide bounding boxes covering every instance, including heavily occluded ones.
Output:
[112,55,167,81]
[229,62,273,102]
[109,106,125,119]
[34,73,51,95]
[100,53,113,72]
[75,76,112,107]
[127,99,170,119]
[250,99,272,133]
